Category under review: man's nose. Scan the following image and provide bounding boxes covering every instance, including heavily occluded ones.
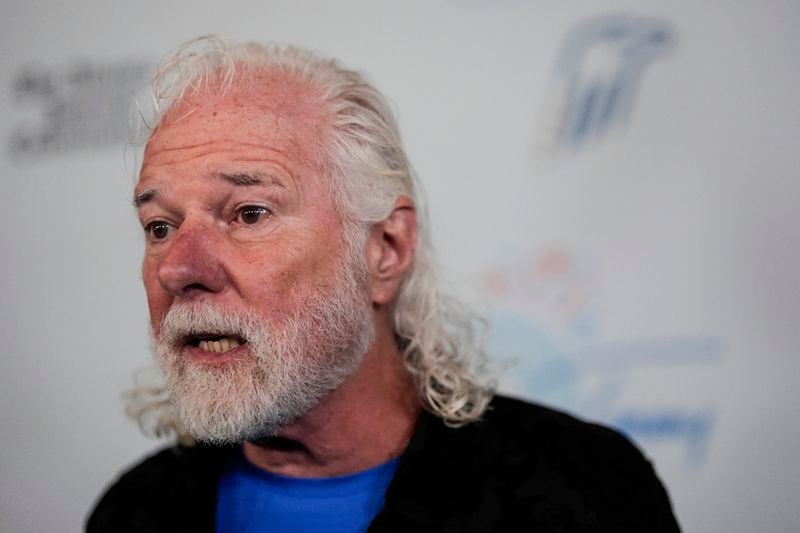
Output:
[156,224,228,298]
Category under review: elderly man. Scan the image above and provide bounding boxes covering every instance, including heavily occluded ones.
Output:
[87,36,679,532]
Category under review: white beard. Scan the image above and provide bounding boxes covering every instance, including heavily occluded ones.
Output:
[152,255,373,444]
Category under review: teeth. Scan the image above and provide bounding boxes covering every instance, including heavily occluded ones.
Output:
[197,337,241,353]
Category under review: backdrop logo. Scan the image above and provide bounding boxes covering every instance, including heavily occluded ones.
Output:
[7,59,150,159]
[483,246,720,470]
[537,14,675,153]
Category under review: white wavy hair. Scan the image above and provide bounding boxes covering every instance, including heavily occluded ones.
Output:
[129,35,493,432]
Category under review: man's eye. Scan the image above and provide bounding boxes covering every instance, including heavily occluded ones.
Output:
[145,221,173,240]
[237,206,271,225]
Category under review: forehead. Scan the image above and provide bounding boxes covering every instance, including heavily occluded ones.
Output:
[141,71,329,177]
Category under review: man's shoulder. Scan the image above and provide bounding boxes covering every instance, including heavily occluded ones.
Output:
[376,394,681,531]
[480,394,646,465]
[489,395,679,529]
[86,444,230,533]
[481,395,677,514]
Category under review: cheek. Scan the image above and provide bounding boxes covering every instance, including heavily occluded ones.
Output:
[237,240,341,312]
[239,259,304,313]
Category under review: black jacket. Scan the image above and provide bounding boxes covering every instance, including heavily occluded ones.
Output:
[87,395,680,532]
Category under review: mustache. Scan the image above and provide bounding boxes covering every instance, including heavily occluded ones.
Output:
[156,301,267,347]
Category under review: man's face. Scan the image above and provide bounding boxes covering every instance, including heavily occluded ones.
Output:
[134,77,373,443]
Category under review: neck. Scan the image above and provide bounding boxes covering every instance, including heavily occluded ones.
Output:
[242,325,421,478]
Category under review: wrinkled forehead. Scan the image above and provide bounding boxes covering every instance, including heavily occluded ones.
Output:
[143,70,331,172]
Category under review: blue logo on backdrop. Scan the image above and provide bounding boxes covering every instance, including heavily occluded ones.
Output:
[539,14,675,152]
[483,247,720,471]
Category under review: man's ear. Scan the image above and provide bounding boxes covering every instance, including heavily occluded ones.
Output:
[366,196,417,306]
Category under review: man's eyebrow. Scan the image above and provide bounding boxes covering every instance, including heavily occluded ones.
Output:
[132,171,284,207]
[133,188,157,208]
[215,171,284,187]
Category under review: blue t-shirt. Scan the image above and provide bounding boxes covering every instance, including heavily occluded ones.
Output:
[216,450,400,533]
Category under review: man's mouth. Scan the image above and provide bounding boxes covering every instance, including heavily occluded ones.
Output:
[185,334,247,354]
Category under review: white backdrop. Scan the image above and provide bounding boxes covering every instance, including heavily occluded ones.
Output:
[1,1,798,531]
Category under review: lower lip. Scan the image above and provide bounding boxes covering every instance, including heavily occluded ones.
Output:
[184,344,249,365]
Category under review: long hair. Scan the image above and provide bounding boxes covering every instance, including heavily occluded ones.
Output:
[128,35,493,435]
